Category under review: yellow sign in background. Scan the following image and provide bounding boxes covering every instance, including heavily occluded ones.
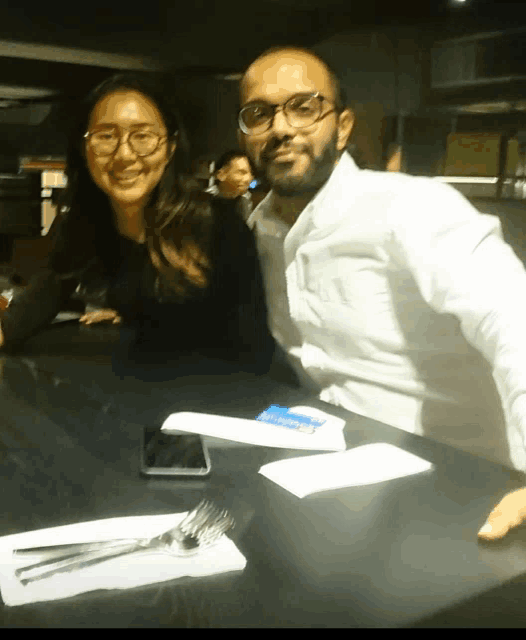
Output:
[444,133,501,176]
[442,133,520,177]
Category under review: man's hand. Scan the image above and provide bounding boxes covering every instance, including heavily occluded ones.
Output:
[478,487,526,539]
[79,309,122,325]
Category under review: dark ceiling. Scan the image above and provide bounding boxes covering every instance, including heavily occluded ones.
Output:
[0,1,523,107]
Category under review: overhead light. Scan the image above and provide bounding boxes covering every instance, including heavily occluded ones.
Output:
[171,66,243,80]
[461,102,512,113]
[0,85,57,100]
[0,40,162,71]
[211,72,242,81]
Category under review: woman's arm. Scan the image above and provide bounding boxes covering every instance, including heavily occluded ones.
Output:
[0,270,77,352]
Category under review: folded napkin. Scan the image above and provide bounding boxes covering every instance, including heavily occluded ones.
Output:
[259,443,434,498]
[162,406,346,451]
[51,311,83,324]
[0,512,246,607]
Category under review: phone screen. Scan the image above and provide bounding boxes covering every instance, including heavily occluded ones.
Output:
[141,429,211,476]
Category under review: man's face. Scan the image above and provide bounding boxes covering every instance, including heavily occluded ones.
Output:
[239,50,353,197]
[217,156,253,197]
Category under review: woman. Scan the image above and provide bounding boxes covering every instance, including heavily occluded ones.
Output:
[0,73,274,379]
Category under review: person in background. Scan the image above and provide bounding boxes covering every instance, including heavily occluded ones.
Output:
[207,150,254,223]
[238,44,526,541]
[0,72,273,380]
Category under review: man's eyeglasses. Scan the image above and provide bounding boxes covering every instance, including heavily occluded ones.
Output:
[84,127,171,157]
[238,93,337,135]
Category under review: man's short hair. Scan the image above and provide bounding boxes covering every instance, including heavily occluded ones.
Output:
[215,150,250,174]
[241,45,348,111]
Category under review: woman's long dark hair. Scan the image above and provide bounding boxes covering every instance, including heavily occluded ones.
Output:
[50,72,214,287]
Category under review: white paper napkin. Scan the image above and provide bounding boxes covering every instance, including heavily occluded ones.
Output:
[51,311,83,324]
[162,406,346,451]
[0,512,246,607]
[258,443,434,498]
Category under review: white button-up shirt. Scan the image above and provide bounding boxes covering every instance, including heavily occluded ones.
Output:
[250,151,526,471]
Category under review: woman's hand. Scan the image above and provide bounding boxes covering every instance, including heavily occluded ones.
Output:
[79,309,122,325]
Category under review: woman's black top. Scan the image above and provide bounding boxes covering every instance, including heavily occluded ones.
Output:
[0,198,274,373]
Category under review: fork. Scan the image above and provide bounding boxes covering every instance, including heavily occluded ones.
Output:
[14,499,224,558]
[14,500,235,586]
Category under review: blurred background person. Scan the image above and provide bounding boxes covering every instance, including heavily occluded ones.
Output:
[207,150,254,223]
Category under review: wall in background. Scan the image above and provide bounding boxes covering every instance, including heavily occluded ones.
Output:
[403,118,453,176]
[169,75,241,167]
[0,118,68,178]
[314,28,423,168]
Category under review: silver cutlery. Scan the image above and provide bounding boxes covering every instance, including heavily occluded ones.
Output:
[14,500,235,586]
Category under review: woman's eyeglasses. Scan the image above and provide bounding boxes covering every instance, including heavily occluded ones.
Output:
[84,127,170,157]
[238,93,337,135]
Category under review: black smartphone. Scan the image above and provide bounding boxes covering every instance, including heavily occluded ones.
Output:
[140,428,212,477]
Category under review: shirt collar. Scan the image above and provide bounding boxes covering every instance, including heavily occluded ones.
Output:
[251,151,360,233]
[307,151,360,229]
[249,191,289,237]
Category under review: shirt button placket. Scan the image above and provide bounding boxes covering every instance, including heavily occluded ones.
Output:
[285,260,301,323]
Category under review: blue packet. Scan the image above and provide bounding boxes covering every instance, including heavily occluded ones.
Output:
[256,405,326,434]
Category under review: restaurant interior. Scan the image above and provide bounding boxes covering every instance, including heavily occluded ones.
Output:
[2,0,526,628]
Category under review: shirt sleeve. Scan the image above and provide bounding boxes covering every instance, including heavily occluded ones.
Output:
[389,179,526,463]
[0,269,78,352]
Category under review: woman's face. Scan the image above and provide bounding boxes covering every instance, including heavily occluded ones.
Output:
[86,90,174,210]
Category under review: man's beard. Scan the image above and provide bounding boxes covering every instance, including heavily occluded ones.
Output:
[260,134,340,198]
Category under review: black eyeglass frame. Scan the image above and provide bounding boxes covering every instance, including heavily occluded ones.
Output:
[83,127,176,157]
[238,92,340,135]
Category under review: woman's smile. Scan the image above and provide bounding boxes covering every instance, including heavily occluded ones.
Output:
[110,170,143,185]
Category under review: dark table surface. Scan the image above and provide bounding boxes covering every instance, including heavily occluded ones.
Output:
[2,320,526,627]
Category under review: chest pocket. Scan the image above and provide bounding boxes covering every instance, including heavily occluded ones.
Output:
[298,247,388,307]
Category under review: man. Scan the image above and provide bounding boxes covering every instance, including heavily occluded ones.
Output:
[238,45,526,541]
[207,150,254,222]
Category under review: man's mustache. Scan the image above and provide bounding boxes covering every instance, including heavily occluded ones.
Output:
[261,138,308,161]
